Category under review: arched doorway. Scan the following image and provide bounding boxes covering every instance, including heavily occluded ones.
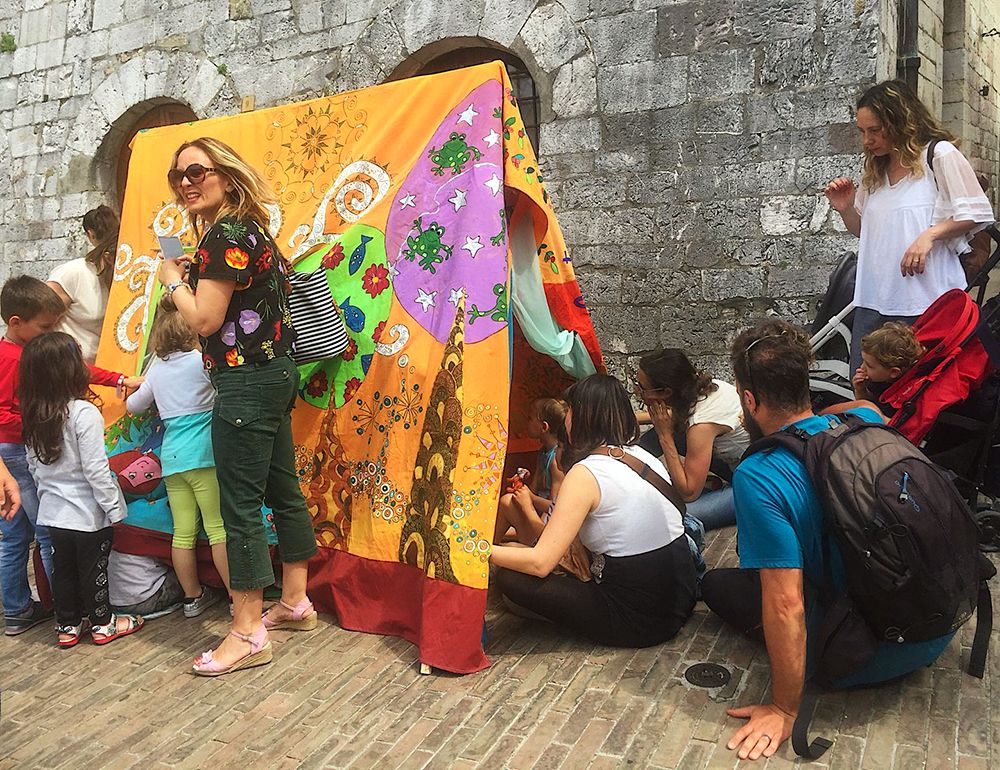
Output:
[389,46,541,153]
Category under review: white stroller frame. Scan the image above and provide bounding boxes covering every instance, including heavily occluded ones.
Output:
[808,301,856,402]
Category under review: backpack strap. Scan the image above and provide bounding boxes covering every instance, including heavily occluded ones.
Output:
[926,139,942,180]
[968,581,992,678]
[792,685,834,759]
[589,446,686,515]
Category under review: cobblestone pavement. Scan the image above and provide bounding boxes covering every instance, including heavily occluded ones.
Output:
[1,529,997,769]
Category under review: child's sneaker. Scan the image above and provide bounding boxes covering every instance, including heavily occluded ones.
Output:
[4,601,53,636]
[183,586,222,618]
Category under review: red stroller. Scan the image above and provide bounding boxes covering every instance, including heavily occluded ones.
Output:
[882,289,993,445]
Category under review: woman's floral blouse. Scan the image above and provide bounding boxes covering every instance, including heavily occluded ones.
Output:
[189,215,296,369]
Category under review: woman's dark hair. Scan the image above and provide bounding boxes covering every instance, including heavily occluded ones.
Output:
[856,80,955,191]
[20,331,93,465]
[562,374,640,467]
[82,205,120,289]
[638,348,717,434]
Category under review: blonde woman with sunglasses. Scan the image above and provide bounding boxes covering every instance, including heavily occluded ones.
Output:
[158,138,317,676]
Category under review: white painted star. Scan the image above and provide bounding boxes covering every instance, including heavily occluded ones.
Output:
[399,194,416,209]
[449,188,467,212]
[483,129,500,147]
[449,287,465,306]
[387,263,400,279]
[416,288,437,312]
[484,173,502,197]
[457,104,478,126]
[462,236,484,258]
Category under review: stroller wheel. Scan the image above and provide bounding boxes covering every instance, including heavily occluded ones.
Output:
[974,508,1000,552]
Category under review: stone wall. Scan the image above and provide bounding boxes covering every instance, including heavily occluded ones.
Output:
[0,0,887,376]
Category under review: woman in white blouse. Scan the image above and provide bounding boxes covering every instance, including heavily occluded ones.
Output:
[825,80,995,373]
[47,206,119,364]
[490,374,696,648]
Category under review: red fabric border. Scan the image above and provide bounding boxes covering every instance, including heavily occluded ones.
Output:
[306,547,490,674]
[113,523,225,588]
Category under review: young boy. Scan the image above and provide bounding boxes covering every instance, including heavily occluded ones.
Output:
[852,322,924,417]
[821,321,923,420]
[0,276,140,635]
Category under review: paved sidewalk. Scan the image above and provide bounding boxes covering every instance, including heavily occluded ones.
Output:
[0,529,996,769]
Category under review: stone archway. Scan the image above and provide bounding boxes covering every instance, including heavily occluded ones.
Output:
[61,50,235,195]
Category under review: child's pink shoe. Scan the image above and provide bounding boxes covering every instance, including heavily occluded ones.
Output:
[192,625,271,676]
[262,597,317,631]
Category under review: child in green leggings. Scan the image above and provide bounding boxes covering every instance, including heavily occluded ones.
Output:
[126,297,229,617]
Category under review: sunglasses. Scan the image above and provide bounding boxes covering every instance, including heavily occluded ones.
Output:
[631,375,669,398]
[168,163,219,187]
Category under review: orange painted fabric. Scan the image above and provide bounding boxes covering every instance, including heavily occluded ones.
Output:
[99,62,603,672]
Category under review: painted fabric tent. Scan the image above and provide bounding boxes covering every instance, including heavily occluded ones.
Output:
[98,62,604,673]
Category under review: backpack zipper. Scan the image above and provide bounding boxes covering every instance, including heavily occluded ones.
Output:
[898,472,910,504]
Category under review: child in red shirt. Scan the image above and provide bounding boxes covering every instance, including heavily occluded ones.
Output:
[1,276,140,635]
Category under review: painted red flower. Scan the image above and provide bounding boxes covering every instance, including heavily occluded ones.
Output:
[372,320,386,343]
[322,243,345,270]
[225,247,249,270]
[343,377,361,400]
[305,370,328,398]
[225,348,244,367]
[341,338,358,361]
[255,245,274,272]
[361,263,390,298]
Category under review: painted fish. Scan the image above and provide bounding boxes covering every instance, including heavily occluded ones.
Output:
[348,234,373,275]
[360,353,373,375]
[340,296,366,333]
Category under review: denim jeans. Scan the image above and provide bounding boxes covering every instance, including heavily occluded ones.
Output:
[0,443,53,616]
[686,486,737,531]
[211,357,317,591]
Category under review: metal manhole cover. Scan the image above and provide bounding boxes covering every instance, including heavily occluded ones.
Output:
[684,662,731,688]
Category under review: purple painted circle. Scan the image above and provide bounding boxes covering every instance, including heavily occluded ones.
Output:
[385,80,507,344]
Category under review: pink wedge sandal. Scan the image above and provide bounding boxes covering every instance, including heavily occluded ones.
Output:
[262,597,318,631]
[192,625,272,676]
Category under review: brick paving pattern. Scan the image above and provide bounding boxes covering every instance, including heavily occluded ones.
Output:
[1,529,996,769]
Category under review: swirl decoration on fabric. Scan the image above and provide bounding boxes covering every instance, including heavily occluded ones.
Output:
[113,244,160,353]
[152,202,191,238]
[374,323,410,356]
[287,161,391,261]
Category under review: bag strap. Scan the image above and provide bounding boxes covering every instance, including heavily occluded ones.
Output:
[968,580,992,679]
[927,138,942,180]
[791,684,834,759]
[589,447,687,515]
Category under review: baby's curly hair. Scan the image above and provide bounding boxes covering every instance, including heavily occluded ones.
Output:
[861,322,924,371]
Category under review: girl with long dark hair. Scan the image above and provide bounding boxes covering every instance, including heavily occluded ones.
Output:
[21,331,143,647]
[825,80,994,372]
[490,374,696,647]
[634,348,749,532]
[47,205,121,363]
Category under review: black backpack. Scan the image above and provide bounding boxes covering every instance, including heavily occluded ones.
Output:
[745,413,993,759]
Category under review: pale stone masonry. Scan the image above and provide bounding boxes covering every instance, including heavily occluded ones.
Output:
[0,0,997,374]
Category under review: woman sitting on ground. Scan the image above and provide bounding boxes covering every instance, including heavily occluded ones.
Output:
[635,349,749,532]
[490,374,697,648]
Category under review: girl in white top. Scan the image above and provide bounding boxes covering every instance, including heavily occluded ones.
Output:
[635,349,750,532]
[490,374,696,648]
[21,331,143,648]
[825,80,994,372]
[47,206,119,363]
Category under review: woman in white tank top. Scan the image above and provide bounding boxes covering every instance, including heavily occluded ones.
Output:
[490,375,697,648]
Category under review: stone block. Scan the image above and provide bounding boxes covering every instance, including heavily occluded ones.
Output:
[792,87,855,130]
[44,64,75,101]
[92,0,125,30]
[203,21,237,57]
[657,0,739,55]
[92,73,127,125]
[746,92,795,133]
[557,206,657,246]
[116,56,146,110]
[629,172,680,207]
[357,9,405,69]
[760,195,824,236]
[659,301,721,354]
[595,147,649,173]
[582,10,656,66]
[19,6,51,46]
[695,99,744,135]
[598,58,688,114]
[108,19,153,55]
[701,268,766,301]
[0,77,16,111]
[537,151,594,178]
[736,0,817,43]
[794,154,862,193]
[587,305,655,353]
[821,25,878,85]
[292,0,324,32]
[554,174,629,209]
[540,116,600,154]
[675,132,762,166]
[9,125,40,159]
[689,49,754,97]
[11,45,37,77]
[517,2,584,73]
[251,0,291,13]
[345,0,394,25]
[479,0,536,48]
[392,0,485,60]
[661,197,760,241]
[575,269,622,305]
[258,11,299,44]
[760,37,821,89]
[551,55,597,118]
[184,59,226,112]
[767,266,831,296]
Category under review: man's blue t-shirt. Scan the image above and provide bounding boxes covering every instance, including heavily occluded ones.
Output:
[733,408,954,688]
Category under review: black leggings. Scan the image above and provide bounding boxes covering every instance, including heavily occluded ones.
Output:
[49,527,113,627]
[495,536,696,648]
